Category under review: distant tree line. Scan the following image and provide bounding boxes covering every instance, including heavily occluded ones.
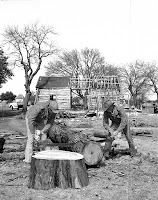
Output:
[0,48,13,88]
[0,91,16,103]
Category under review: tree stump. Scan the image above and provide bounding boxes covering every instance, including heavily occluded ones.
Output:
[28,150,89,190]
[82,142,103,166]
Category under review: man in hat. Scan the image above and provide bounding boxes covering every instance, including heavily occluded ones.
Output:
[101,99,137,157]
[24,100,59,163]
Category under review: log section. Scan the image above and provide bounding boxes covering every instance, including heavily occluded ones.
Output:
[28,150,89,190]
[83,142,103,166]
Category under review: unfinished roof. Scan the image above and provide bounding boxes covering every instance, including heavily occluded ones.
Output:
[36,76,70,89]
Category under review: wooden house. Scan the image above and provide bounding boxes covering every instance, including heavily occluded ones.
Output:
[35,76,71,110]
[35,75,124,111]
[142,102,154,114]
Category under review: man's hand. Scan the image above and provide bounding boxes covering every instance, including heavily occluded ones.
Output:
[41,124,51,134]
[113,131,118,136]
[39,130,47,141]
[34,130,41,141]
[40,130,44,135]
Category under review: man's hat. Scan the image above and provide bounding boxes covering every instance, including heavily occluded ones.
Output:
[48,100,59,113]
[103,99,114,111]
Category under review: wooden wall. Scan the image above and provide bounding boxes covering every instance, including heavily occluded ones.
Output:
[87,89,124,111]
[36,88,71,110]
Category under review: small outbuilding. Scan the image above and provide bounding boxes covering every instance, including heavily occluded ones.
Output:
[142,102,154,114]
[35,76,71,110]
[15,94,24,103]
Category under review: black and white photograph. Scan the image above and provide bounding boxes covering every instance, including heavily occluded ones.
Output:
[1,0,158,199]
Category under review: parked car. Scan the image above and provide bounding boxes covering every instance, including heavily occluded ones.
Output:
[9,101,23,110]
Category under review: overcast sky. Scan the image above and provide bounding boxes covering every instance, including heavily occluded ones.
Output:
[0,0,158,96]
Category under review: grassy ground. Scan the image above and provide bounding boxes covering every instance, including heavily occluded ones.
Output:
[0,104,26,134]
[0,104,22,117]
[1,108,158,199]
[130,113,158,127]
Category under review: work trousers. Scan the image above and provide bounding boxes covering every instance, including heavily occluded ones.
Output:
[24,117,47,163]
[105,123,136,156]
[24,117,35,163]
[109,123,135,151]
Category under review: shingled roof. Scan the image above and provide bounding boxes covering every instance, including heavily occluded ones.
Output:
[36,76,70,89]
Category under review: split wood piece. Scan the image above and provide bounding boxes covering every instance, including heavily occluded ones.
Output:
[131,128,153,136]
[83,142,103,166]
[28,150,89,190]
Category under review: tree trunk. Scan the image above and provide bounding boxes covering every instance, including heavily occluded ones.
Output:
[47,124,89,153]
[156,92,158,103]
[23,90,31,113]
[28,150,89,190]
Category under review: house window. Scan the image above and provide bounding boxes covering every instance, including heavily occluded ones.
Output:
[50,95,57,101]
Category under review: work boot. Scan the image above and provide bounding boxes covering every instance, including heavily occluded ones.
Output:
[130,148,138,157]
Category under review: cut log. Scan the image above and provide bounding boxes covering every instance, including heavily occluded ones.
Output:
[131,128,153,136]
[46,123,113,166]
[82,142,103,166]
[47,124,89,153]
[28,150,89,190]
[88,136,114,159]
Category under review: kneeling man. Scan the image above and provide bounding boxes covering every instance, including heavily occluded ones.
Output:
[102,99,137,157]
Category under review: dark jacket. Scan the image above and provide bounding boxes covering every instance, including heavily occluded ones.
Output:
[26,102,55,134]
[103,104,128,133]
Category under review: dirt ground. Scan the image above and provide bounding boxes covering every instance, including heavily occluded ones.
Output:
[1,110,158,200]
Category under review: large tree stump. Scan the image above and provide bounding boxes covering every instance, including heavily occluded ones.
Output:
[28,150,89,190]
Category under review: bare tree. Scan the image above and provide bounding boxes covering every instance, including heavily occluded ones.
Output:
[0,48,13,87]
[94,63,120,77]
[145,62,158,102]
[121,60,150,107]
[3,22,57,112]
[45,50,81,77]
[45,48,105,78]
[45,48,105,97]
[81,48,105,79]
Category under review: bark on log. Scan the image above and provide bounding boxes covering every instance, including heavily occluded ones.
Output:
[48,124,89,153]
[28,150,89,190]
[45,123,112,166]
